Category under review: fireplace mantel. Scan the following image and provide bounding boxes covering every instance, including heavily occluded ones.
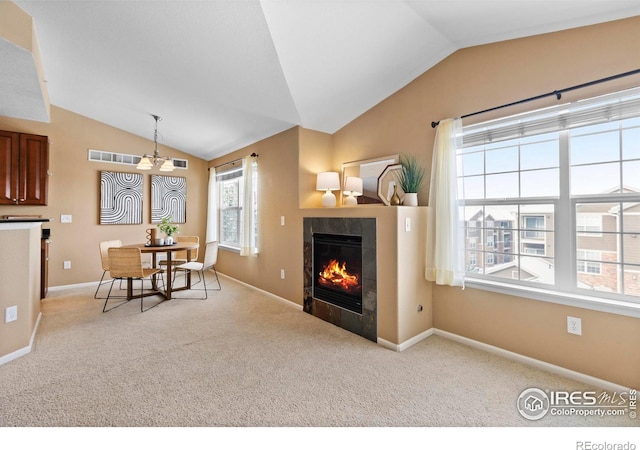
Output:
[303,206,432,350]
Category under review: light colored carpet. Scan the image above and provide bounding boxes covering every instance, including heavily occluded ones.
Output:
[0,275,634,427]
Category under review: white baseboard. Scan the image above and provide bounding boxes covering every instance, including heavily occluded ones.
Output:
[218,272,303,310]
[379,327,630,392]
[0,312,42,366]
[48,281,100,291]
[432,328,632,393]
[377,328,434,351]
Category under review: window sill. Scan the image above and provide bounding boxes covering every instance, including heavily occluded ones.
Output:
[219,244,240,254]
[464,278,640,319]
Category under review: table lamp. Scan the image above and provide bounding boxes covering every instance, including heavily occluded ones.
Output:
[316,172,340,207]
[342,176,363,206]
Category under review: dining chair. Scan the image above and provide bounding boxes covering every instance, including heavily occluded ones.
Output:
[103,247,165,312]
[173,241,221,299]
[158,235,199,277]
[94,239,123,299]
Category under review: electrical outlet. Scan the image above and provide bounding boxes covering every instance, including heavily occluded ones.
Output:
[405,217,411,232]
[60,214,72,223]
[280,269,285,279]
[64,260,71,269]
[280,216,285,226]
[567,316,582,335]
[6,305,17,323]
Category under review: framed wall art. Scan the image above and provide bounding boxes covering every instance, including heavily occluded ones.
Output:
[100,171,143,224]
[151,175,186,223]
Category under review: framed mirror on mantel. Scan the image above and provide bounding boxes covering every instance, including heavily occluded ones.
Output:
[341,155,399,205]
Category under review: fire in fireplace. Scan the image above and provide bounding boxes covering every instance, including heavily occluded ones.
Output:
[313,233,363,314]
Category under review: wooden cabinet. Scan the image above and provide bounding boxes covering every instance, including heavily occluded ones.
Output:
[0,130,49,205]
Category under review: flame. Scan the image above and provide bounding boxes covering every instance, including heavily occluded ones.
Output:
[318,259,360,291]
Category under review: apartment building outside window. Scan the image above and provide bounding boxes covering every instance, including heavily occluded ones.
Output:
[459,88,640,304]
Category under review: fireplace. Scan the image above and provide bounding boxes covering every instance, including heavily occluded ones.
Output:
[313,233,363,314]
[303,217,376,342]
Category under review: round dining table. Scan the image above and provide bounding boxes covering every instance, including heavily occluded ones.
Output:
[122,241,199,300]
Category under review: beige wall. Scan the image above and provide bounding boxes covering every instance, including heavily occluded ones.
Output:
[210,126,305,303]
[332,17,640,388]
[0,223,41,357]
[0,106,209,287]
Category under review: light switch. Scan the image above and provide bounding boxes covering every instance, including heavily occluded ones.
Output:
[280,216,285,226]
[405,217,411,232]
[61,214,72,223]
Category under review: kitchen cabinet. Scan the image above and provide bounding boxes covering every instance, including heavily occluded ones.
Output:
[0,130,49,205]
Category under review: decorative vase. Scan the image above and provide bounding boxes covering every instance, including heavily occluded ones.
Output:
[166,236,174,245]
[404,192,418,206]
[390,185,401,206]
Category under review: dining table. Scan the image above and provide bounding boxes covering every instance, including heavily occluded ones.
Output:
[122,241,199,300]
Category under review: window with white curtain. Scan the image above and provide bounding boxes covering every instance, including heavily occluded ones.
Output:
[459,87,640,306]
[215,159,258,253]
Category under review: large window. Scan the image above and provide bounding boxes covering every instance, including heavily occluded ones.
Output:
[216,161,258,252]
[459,88,640,305]
[218,168,243,249]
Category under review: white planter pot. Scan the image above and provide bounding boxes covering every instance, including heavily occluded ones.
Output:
[166,236,174,245]
[403,192,418,206]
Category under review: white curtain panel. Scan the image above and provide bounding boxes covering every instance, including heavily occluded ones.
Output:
[206,167,218,243]
[240,156,258,256]
[425,117,465,288]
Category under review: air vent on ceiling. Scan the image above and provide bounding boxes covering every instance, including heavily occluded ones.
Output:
[88,149,187,169]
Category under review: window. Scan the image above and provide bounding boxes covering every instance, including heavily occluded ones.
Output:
[577,250,602,275]
[216,161,258,253]
[89,149,188,169]
[459,88,640,306]
[576,214,602,236]
[217,167,243,249]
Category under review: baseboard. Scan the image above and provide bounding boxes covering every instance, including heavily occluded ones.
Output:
[0,312,42,366]
[377,328,434,351]
[432,328,632,393]
[48,281,100,291]
[218,272,303,311]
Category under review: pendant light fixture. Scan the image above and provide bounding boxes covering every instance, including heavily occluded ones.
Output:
[136,114,174,171]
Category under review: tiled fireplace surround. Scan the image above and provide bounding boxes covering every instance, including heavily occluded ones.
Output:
[303,217,377,342]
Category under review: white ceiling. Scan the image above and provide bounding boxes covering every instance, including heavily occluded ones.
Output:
[6,1,640,161]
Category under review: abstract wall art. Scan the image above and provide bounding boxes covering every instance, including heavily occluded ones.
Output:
[100,171,143,225]
[151,175,186,223]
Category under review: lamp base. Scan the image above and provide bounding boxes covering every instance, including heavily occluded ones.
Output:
[321,190,336,207]
[343,194,357,206]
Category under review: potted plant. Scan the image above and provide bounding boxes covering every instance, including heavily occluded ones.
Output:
[158,216,180,244]
[396,154,425,206]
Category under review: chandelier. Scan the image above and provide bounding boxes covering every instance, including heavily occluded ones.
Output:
[136,114,174,171]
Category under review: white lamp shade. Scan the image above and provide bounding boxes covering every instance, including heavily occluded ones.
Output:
[316,172,341,191]
[159,159,175,171]
[343,176,363,196]
[136,156,153,170]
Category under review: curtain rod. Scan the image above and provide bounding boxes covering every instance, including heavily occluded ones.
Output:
[431,68,640,128]
[211,152,259,170]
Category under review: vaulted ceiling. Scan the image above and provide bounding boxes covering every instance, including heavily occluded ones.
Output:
[4,1,640,160]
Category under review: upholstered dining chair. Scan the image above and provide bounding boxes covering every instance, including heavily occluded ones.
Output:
[103,247,165,313]
[173,241,221,299]
[94,239,122,299]
[158,235,199,278]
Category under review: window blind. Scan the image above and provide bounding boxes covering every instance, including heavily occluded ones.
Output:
[463,87,640,147]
